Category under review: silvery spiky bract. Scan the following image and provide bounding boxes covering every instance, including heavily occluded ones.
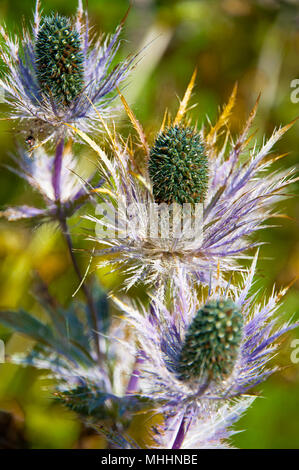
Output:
[153,397,255,449]
[84,83,297,289]
[0,142,101,222]
[112,254,298,447]
[95,397,255,449]
[149,125,208,205]
[0,0,135,143]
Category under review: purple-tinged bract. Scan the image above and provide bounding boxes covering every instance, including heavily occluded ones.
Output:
[111,255,298,446]
[0,0,135,143]
[177,299,243,383]
[87,87,297,289]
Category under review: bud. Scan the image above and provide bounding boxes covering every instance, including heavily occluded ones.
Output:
[36,15,84,105]
[148,126,208,205]
[178,299,243,382]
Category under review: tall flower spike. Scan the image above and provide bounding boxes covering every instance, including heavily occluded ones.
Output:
[149,125,208,204]
[178,299,243,383]
[0,0,136,143]
[36,15,84,105]
[82,81,297,289]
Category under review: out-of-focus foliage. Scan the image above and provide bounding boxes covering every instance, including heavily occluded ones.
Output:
[0,0,298,448]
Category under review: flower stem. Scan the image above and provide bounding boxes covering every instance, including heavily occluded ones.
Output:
[126,354,144,395]
[53,138,101,364]
[172,415,186,449]
[52,139,64,201]
[60,217,101,363]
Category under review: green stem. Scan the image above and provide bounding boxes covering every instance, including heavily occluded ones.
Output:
[60,217,101,364]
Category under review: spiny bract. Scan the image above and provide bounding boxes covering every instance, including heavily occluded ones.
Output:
[148,125,208,205]
[36,14,84,105]
[178,299,243,382]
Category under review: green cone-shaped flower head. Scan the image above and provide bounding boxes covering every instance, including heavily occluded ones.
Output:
[148,125,208,205]
[36,15,84,105]
[178,298,243,382]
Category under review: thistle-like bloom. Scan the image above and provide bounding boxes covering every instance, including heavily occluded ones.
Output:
[0,0,135,143]
[112,254,298,448]
[83,79,296,289]
[0,141,101,223]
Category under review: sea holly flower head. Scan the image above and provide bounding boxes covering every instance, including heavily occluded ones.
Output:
[112,254,298,445]
[0,0,135,143]
[81,74,297,289]
[0,141,102,222]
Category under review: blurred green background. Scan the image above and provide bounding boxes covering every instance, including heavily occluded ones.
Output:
[0,0,298,449]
